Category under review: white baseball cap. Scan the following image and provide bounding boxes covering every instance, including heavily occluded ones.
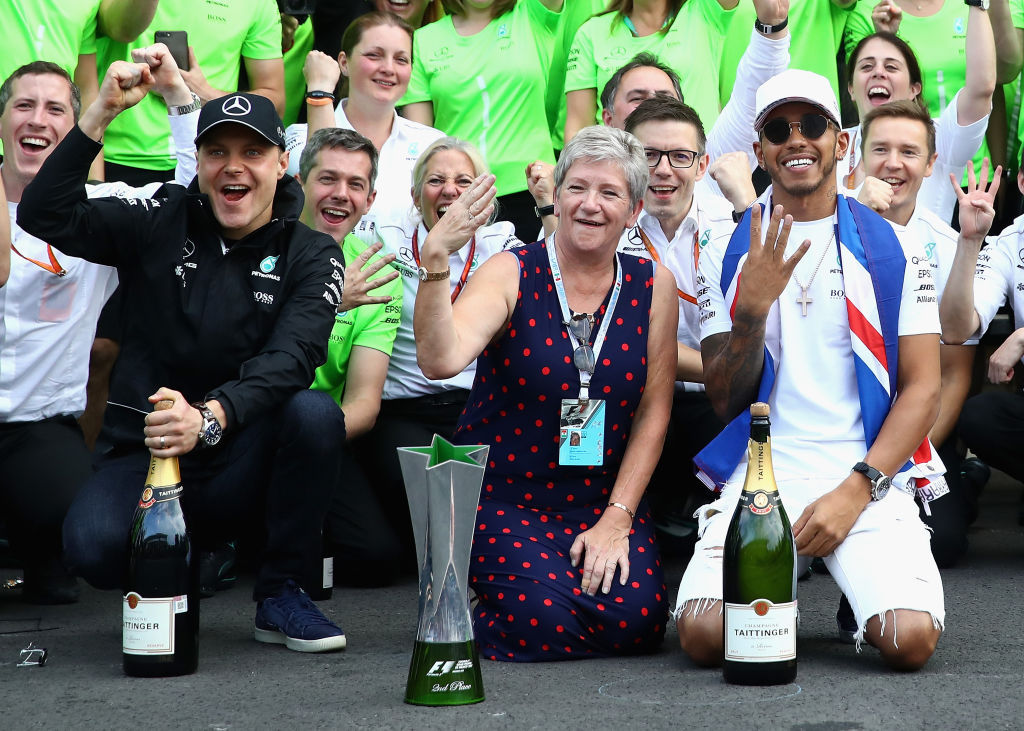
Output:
[753,69,842,131]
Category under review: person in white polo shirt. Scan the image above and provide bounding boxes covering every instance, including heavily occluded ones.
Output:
[285,12,443,246]
[676,70,945,672]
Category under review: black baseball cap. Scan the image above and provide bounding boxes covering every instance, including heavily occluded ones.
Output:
[194,92,286,149]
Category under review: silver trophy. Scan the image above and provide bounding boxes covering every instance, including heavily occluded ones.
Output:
[398,436,488,706]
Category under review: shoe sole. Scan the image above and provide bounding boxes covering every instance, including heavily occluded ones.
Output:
[254,627,346,653]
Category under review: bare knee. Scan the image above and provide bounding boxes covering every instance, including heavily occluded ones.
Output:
[676,599,723,667]
[865,609,941,671]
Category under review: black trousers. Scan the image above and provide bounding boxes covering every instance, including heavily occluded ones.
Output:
[349,390,470,573]
[63,390,344,600]
[0,416,92,569]
[920,439,970,568]
[646,390,724,520]
[958,390,1024,483]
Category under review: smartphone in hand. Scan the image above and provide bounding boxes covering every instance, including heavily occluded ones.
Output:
[154,30,189,71]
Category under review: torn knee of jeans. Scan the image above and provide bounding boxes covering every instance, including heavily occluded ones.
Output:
[672,596,722,622]
[854,609,944,654]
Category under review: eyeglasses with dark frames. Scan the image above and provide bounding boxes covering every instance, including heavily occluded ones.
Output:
[644,148,699,169]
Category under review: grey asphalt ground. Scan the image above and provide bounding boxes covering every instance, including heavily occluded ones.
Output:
[2,472,1021,730]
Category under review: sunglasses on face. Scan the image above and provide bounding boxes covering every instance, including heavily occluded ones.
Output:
[567,313,596,374]
[760,113,834,145]
[644,148,699,169]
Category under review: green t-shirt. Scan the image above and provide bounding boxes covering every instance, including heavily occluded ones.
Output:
[0,0,100,156]
[546,0,606,151]
[311,236,403,408]
[98,0,282,171]
[719,0,851,105]
[565,0,734,130]
[402,0,561,196]
[845,0,989,182]
[1007,0,1024,172]
[282,18,315,127]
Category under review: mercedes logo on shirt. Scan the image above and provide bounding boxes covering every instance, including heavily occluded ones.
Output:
[222,95,251,116]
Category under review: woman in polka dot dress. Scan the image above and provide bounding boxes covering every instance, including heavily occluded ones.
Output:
[414,126,677,661]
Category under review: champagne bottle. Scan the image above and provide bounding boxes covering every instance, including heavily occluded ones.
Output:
[123,402,199,677]
[722,402,797,685]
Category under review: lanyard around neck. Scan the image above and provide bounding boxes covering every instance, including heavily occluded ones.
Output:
[411,224,476,303]
[11,242,66,277]
[636,217,700,305]
[545,234,623,402]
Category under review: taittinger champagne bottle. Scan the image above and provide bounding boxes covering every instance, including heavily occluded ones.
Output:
[722,402,797,685]
[123,401,199,677]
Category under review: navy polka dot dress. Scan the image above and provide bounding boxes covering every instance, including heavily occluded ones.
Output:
[455,239,668,662]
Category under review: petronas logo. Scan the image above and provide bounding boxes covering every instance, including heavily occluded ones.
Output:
[923,242,936,260]
[260,255,279,273]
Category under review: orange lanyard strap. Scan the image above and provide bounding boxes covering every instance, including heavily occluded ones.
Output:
[636,226,698,305]
[11,242,66,277]
[411,226,476,304]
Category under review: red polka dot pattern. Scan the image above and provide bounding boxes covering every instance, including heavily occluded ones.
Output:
[453,242,667,662]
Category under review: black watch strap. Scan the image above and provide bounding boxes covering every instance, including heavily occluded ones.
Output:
[535,204,555,218]
[754,15,789,34]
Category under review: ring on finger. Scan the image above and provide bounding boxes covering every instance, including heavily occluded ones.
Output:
[159,436,166,449]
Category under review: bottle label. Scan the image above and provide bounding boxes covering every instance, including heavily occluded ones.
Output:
[747,490,773,515]
[322,556,334,590]
[123,592,176,655]
[153,485,183,502]
[724,599,797,662]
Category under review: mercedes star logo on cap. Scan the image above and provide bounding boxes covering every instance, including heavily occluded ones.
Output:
[222,95,252,116]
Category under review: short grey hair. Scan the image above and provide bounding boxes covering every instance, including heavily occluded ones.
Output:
[554,126,648,209]
[299,127,379,189]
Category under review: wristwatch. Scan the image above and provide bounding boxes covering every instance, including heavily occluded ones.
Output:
[535,204,555,218]
[418,266,450,282]
[852,462,891,501]
[754,15,789,34]
[192,401,223,448]
[167,92,201,117]
[964,0,990,9]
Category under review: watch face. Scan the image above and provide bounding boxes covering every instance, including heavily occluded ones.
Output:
[202,419,223,446]
[417,266,427,282]
[872,477,891,501]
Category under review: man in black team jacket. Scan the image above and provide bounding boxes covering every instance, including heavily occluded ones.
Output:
[18,60,348,653]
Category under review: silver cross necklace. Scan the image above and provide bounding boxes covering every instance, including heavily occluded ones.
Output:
[791,230,836,316]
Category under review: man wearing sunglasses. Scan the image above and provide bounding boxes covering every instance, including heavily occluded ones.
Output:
[0,50,199,605]
[676,69,946,672]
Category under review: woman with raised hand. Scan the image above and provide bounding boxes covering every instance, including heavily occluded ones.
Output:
[355,137,522,568]
[413,126,677,661]
[401,0,565,241]
[563,0,738,145]
[287,12,444,244]
[842,2,998,220]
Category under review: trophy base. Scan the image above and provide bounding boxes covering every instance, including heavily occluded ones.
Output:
[404,640,485,706]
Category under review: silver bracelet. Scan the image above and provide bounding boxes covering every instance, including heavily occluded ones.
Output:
[607,501,635,520]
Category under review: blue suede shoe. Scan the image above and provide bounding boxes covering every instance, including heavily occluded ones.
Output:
[254,580,346,653]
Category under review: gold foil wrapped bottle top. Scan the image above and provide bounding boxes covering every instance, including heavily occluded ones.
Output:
[145,400,181,488]
[750,402,770,418]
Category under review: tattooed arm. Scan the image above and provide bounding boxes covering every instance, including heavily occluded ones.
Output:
[701,205,809,422]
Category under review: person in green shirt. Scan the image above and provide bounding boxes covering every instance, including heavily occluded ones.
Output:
[0,0,158,171]
[298,127,407,586]
[718,0,854,107]
[97,0,285,186]
[401,0,565,241]
[564,0,738,144]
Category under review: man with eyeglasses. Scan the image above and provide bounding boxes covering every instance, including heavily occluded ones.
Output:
[0,51,198,605]
[616,96,737,552]
[675,69,946,672]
